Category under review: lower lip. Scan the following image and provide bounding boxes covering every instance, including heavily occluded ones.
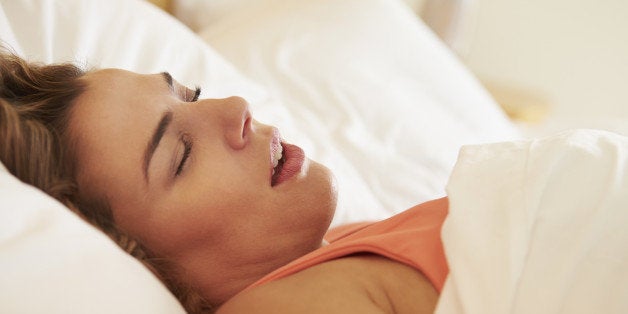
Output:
[273,143,305,187]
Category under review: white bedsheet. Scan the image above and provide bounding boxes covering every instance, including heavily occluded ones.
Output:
[439,129,628,314]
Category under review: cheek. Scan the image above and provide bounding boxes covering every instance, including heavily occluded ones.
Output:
[141,185,263,256]
[130,160,336,257]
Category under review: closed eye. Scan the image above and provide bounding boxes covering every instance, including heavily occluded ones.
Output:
[190,87,201,102]
[176,135,192,177]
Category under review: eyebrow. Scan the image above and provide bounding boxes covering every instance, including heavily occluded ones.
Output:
[143,110,173,183]
[141,72,177,183]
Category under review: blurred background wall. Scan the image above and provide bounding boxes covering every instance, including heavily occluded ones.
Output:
[405,0,628,137]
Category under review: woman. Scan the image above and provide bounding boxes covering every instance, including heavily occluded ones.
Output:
[1,49,447,313]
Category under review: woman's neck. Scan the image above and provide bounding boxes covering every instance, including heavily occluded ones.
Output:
[188,238,329,306]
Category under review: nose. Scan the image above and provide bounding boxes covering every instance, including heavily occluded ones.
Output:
[211,96,251,150]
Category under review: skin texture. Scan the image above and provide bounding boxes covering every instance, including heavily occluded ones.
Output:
[70,69,337,305]
[217,254,439,313]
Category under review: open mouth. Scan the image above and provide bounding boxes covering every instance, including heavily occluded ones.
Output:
[270,140,305,187]
[271,143,286,186]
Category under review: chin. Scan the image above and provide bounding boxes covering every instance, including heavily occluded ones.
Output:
[308,159,338,224]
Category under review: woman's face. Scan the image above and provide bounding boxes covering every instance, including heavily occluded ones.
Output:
[71,69,337,303]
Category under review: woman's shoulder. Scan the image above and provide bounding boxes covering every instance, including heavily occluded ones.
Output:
[217,254,437,314]
[217,255,383,313]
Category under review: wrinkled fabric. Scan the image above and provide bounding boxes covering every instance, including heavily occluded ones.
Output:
[438,129,628,314]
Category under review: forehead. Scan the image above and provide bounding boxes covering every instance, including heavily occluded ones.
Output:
[70,69,170,198]
[81,68,168,99]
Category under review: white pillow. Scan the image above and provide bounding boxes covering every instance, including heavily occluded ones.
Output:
[172,0,260,32]
[197,0,522,223]
[0,0,268,101]
[0,163,186,314]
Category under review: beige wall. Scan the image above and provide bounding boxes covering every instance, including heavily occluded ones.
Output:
[467,0,628,133]
[406,0,628,135]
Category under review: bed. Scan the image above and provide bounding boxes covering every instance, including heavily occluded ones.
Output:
[2,0,626,313]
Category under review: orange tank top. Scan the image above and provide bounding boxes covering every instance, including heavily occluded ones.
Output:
[248,197,449,292]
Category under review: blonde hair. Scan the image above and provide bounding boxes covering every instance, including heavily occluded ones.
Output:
[0,49,212,313]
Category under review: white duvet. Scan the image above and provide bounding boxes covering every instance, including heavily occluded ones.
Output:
[439,129,628,314]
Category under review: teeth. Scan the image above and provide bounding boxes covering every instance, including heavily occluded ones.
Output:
[272,143,283,169]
